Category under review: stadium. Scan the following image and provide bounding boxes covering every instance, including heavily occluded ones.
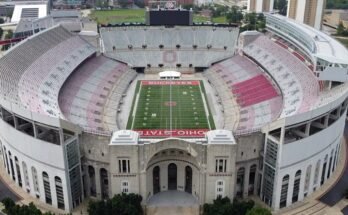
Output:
[0,6,348,214]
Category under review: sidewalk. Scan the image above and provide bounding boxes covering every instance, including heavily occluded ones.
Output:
[0,161,66,215]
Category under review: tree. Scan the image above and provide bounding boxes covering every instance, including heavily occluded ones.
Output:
[1,197,15,212]
[88,193,143,215]
[274,0,287,15]
[2,30,13,51]
[246,206,272,215]
[1,198,57,215]
[226,6,243,24]
[0,27,4,39]
[0,18,4,24]
[203,197,255,215]
[337,21,345,35]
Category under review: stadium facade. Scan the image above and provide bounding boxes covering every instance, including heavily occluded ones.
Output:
[0,12,348,213]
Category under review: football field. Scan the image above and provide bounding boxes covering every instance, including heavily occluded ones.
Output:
[126,80,215,137]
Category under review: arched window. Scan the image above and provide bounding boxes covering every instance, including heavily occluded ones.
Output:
[185,166,192,194]
[216,180,224,198]
[333,144,339,172]
[8,151,15,181]
[2,146,8,170]
[153,166,160,194]
[280,175,289,208]
[14,156,22,187]
[304,165,312,193]
[314,160,321,187]
[42,172,52,205]
[88,165,96,197]
[55,176,64,210]
[321,154,328,185]
[31,166,39,194]
[292,170,301,203]
[327,149,334,178]
[168,163,177,190]
[236,167,245,197]
[22,161,30,189]
[100,168,109,199]
[248,164,257,195]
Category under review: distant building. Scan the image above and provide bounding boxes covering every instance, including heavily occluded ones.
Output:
[247,0,274,13]
[324,9,348,29]
[287,0,325,30]
[144,0,194,7]
[14,10,82,38]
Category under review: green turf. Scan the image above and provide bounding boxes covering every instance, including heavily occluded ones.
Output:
[127,81,215,130]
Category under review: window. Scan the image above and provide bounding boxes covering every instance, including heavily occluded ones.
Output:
[215,158,227,173]
[42,172,52,205]
[55,176,65,210]
[22,161,30,188]
[216,180,224,198]
[121,181,129,193]
[31,166,39,192]
[118,159,130,173]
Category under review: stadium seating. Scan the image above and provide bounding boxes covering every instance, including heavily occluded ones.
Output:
[204,55,282,133]
[18,36,94,117]
[58,56,137,132]
[243,35,319,117]
[0,26,96,118]
[100,26,239,67]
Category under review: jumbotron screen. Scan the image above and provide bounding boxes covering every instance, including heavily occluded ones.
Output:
[149,10,191,25]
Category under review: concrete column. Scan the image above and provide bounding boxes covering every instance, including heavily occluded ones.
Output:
[95,166,102,199]
[63,177,70,212]
[84,166,91,197]
[243,165,250,198]
[324,115,329,127]
[308,163,316,195]
[286,173,294,207]
[305,123,310,136]
[298,168,305,201]
[50,173,58,208]
[139,171,147,202]
[177,162,185,192]
[253,169,259,195]
[274,174,283,210]
[324,156,330,183]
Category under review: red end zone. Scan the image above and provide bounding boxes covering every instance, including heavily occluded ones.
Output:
[135,129,209,138]
[141,80,200,86]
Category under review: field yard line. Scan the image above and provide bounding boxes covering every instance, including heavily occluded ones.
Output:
[170,81,173,132]
[160,84,164,129]
[131,82,142,130]
[178,85,182,129]
[199,82,211,130]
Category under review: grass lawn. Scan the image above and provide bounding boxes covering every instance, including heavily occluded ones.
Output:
[90,9,145,24]
[336,37,348,48]
[193,15,211,23]
[127,80,215,130]
[212,16,227,23]
[90,9,227,24]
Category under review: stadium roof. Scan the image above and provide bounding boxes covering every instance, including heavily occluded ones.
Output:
[268,14,348,64]
[11,4,47,23]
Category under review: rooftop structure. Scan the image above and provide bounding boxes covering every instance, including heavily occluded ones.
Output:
[286,0,325,30]
[247,0,274,13]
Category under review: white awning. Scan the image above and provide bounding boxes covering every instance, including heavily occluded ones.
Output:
[159,70,181,78]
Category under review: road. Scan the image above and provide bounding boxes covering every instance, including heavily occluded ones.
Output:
[319,124,348,206]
